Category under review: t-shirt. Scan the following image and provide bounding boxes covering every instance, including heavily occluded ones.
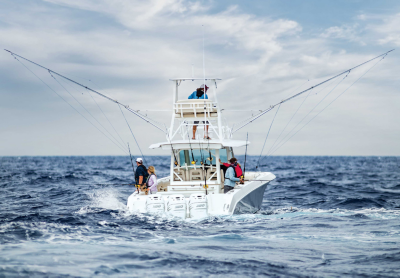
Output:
[188,91,208,99]
[147,174,158,192]
[135,165,148,185]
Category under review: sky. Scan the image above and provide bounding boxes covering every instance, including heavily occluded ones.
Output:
[0,0,399,156]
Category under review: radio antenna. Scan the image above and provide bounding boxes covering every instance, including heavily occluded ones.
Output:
[202,25,208,139]
[202,25,205,86]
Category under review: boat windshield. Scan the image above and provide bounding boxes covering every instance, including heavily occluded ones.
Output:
[179,149,227,166]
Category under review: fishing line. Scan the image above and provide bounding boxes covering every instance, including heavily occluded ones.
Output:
[86,89,127,148]
[60,77,127,148]
[118,104,147,164]
[266,89,314,155]
[11,54,128,154]
[267,73,349,156]
[231,80,309,130]
[231,49,394,134]
[51,73,128,152]
[225,80,308,128]
[256,103,281,169]
[268,55,387,157]
[266,80,334,155]
[5,49,167,134]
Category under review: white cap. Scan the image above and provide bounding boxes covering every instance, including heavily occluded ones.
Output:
[136,158,143,163]
[200,84,209,91]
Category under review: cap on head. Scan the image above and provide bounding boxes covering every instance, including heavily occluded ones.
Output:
[136,158,143,163]
[200,84,209,92]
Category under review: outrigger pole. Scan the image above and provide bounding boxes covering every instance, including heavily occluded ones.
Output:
[4,49,166,134]
[231,49,394,134]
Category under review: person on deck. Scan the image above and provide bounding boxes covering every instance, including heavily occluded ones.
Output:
[135,158,149,194]
[224,157,243,193]
[188,84,211,140]
[219,158,243,178]
[146,166,158,194]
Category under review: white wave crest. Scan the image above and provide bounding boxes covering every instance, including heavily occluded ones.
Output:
[77,188,127,214]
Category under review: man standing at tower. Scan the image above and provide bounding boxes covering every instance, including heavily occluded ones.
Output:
[188,84,210,139]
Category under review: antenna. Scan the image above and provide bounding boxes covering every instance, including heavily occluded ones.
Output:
[202,25,208,139]
[202,25,206,85]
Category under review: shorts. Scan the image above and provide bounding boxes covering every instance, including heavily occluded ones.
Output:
[194,121,209,124]
[224,185,234,194]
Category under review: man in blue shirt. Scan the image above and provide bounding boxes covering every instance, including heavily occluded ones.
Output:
[188,84,210,139]
[188,84,209,99]
[135,158,148,194]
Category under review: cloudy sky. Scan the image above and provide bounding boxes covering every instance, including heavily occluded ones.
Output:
[1,0,399,156]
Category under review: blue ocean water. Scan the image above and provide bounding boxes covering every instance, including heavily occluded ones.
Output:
[0,156,399,277]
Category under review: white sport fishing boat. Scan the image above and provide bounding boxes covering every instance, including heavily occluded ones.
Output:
[127,78,276,218]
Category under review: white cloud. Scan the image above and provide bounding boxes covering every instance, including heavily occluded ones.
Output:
[372,13,400,46]
[0,0,399,156]
[321,25,357,39]
[321,12,400,47]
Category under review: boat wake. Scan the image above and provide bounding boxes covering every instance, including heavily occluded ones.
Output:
[77,188,127,215]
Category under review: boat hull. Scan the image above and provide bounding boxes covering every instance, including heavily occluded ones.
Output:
[233,182,269,214]
[126,172,275,218]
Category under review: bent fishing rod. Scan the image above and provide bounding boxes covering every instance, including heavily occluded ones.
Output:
[232,49,394,134]
[4,49,166,134]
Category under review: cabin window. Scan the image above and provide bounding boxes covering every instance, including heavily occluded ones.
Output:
[179,150,189,166]
[178,149,228,166]
[220,148,228,163]
[191,149,214,166]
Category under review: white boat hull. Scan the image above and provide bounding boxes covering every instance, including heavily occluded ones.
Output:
[127,172,276,218]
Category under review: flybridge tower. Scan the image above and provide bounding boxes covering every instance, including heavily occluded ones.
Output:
[149,77,249,192]
[168,78,226,141]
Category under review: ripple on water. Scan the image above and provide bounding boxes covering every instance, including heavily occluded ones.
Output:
[0,156,399,277]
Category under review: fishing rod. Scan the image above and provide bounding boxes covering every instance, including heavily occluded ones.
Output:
[120,105,147,165]
[231,49,395,134]
[185,124,196,164]
[206,136,213,163]
[4,49,166,134]
[197,140,208,195]
[127,143,139,194]
[164,125,179,166]
[243,180,273,182]
[94,183,137,186]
